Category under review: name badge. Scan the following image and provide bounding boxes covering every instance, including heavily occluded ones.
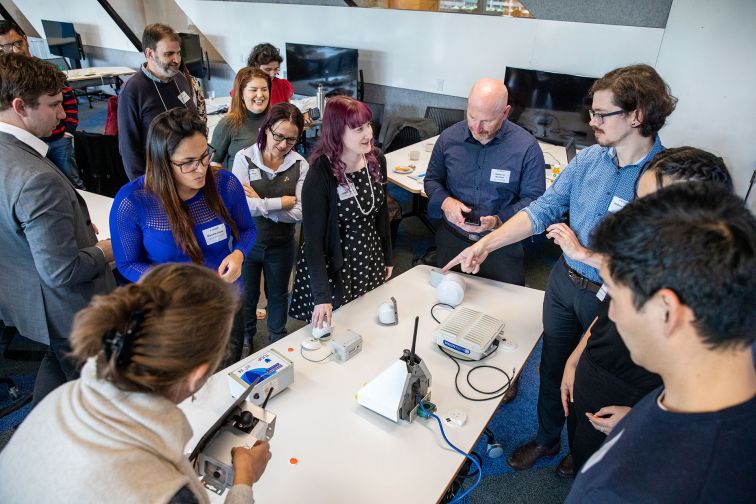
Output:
[202,223,228,246]
[248,168,262,182]
[596,283,608,302]
[337,185,354,201]
[178,91,191,105]
[490,169,511,184]
[608,196,629,214]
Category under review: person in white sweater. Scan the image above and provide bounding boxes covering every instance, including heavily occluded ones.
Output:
[0,263,271,503]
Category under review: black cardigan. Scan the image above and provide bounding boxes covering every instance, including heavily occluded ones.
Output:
[301,154,393,305]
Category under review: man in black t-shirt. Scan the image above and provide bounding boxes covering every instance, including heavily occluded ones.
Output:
[565,183,756,503]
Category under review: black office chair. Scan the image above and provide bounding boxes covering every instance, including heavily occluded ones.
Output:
[424,106,465,134]
[74,132,130,197]
[364,101,385,145]
[384,125,422,153]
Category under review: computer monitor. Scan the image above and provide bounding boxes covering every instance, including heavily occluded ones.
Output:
[41,19,83,69]
[285,43,358,98]
[179,32,204,79]
[504,67,597,147]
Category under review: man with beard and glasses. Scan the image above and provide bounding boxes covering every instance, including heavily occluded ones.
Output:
[443,65,677,475]
[118,23,198,180]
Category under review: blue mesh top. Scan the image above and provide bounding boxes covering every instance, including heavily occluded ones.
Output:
[110,169,256,283]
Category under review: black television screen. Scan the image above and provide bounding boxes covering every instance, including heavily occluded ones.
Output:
[42,19,82,69]
[504,67,597,147]
[285,43,358,98]
[179,32,203,78]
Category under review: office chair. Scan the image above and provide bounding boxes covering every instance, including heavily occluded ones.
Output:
[384,125,422,153]
[74,132,130,197]
[424,106,465,134]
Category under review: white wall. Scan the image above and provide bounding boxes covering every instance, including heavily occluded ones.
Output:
[176,0,663,97]
[656,0,756,204]
[16,0,140,52]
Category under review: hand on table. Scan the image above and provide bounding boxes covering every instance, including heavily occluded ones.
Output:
[586,405,632,435]
[231,440,272,486]
[218,250,244,283]
[312,303,332,329]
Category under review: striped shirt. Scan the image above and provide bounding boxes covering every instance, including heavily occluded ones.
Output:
[524,136,664,283]
[43,85,78,142]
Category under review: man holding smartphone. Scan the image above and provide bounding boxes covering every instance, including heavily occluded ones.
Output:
[425,78,545,286]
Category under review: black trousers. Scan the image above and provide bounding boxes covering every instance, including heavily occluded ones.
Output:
[568,349,654,470]
[435,224,525,286]
[535,258,601,447]
[221,306,245,370]
[32,328,79,408]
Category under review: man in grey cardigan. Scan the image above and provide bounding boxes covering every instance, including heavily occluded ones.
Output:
[0,53,115,406]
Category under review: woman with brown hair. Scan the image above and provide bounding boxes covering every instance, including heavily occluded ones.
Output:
[211,67,271,169]
[110,107,256,366]
[0,263,272,503]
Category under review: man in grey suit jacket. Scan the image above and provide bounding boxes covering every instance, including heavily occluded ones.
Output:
[0,53,115,406]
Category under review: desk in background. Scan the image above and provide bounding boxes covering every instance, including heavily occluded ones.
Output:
[64,66,136,93]
[181,265,544,504]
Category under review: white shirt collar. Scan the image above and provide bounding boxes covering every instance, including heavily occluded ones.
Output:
[247,144,304,175]
[0,121,49,156]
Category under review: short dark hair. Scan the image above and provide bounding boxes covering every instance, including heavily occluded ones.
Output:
[643,146,733,193]
[257,102,305,152]
[0,52,65,111]
[590,64,677,138]
[247,43,283,67]
[0,20,24,37]
[592,183,756,350]
[142,23,180,53]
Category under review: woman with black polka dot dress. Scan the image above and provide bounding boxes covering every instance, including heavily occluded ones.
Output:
[289,96,393,329]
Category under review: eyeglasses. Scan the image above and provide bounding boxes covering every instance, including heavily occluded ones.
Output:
[588,109,626,125]
[171,146,215,173]
[0,39,25,53]
[269,129,299,146]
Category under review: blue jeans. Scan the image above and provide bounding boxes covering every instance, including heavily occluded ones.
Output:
[242,239,296,345]
[46,135,85,189]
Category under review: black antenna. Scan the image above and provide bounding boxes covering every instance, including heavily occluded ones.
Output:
[409,316,419,366]
[260,387,274,409]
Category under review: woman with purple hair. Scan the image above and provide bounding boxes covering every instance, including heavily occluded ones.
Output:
[289,96,393,329]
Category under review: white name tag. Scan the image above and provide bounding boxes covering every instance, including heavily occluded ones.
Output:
[178,91,191,104]
[202,223,228,246]
[608,196,629,213]
[596,283,608,302]
[337,185,354,201]
[248,168,262,182]
[490,169,511,184]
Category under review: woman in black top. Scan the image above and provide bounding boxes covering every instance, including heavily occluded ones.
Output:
[558,147,733,474]
[289,96,393,329]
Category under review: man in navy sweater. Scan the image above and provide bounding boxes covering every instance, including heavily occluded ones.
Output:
[566,183,756,502]
[118,23,197,179]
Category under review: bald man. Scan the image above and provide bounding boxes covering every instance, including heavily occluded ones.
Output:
[424,78,545,286]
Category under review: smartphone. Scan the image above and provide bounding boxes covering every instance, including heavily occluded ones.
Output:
[462,209,481,226]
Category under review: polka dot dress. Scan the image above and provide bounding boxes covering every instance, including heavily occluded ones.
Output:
[289,167,386,321]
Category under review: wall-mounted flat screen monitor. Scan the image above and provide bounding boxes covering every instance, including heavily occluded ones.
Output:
[285,43,358,98]
[504,67,597,147]
[179,32,203,78]
[41,19,82,69]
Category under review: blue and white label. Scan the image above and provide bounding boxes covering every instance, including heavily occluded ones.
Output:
[443,340,471,355]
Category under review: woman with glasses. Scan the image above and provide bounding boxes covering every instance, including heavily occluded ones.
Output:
[110,108,256,367]
[231,103,308,348]
[0,263,271,503]
[211,67,271,170]
[289,96,393,330]
[247,43,294,106]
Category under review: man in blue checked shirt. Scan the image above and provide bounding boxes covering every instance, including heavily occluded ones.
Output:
[444,64,677,476]
[425,77,546,287]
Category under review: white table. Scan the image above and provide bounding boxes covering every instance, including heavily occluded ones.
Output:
[385,135,571,195]
[206,96,233,142]
[79,190,114,240]
[64,66,136,92]
[181,265,544,503]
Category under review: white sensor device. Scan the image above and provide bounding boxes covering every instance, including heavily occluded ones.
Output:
[378,297,398,325]
[432,272,466,307]
[312,322,332,339]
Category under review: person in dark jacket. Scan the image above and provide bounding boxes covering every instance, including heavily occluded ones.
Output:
[289,96,392,329]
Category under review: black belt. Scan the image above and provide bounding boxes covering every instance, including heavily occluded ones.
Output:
[442,220,482,242]
[562,258,602,294]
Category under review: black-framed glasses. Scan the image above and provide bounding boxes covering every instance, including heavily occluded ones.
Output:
[588,109,626,125]
[171,146,215,173]
[0,39,25,53]
[269,128,299,146]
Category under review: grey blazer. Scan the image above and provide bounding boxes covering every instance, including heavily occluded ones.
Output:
[0,132,115,345]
